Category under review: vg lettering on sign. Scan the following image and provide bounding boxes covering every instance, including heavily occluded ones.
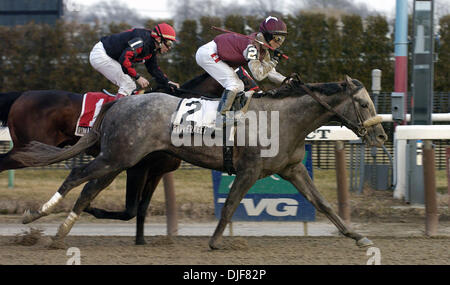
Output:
[217,197,299,217]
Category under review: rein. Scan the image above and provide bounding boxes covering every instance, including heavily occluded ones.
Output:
[285,74,382,137]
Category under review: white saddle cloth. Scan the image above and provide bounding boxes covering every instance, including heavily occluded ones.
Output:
[172,98,220,134]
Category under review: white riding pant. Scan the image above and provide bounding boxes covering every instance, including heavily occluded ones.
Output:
[195,41,244,93]
[89,41,136,96]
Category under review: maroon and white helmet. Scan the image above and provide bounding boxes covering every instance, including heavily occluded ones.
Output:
[259,16,287,43]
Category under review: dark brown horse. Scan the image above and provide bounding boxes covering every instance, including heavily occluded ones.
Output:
[0,73,228,245]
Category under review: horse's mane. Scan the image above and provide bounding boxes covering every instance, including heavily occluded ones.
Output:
[260,78,363,99]
[180,72,211,90]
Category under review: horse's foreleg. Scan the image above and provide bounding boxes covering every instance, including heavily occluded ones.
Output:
[209,170,259,250]
[135,174,163,245]
[280,164,373,247]
[50,171,120,249]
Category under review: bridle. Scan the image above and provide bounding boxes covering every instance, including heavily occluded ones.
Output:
[284,74,382,137]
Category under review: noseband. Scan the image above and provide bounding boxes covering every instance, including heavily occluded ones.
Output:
[347,89,383,136]
[284,74,382,137]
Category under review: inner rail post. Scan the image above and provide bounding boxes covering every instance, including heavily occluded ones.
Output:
[423,140,438,236]
[335,141,350,225]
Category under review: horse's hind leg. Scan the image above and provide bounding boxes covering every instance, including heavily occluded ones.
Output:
[83,167,149,221]
[135,173,163,245]
[23,156,121,224]
[280,163,373,247]
[50,171,121,249]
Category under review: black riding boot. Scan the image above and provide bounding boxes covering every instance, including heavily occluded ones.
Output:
[217,89,238,115]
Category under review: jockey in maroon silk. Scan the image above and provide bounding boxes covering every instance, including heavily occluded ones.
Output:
[196,16,288,114]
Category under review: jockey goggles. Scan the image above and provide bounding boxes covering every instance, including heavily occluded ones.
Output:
[163,40,174,49]
[272,34,285,45]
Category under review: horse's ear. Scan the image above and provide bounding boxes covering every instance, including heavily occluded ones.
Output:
[344,75,356,89]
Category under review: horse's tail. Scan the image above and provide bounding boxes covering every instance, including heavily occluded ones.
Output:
[0,91,23,126]
[11,100,118,167]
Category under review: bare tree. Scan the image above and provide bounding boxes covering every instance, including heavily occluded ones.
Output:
[174,0,225,22]
[63,0,145,27]
[240,0,286,17]
[173,0,290,23]
[301,0,372,17]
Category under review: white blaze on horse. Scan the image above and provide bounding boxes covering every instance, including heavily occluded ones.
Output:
[14,75,387,249]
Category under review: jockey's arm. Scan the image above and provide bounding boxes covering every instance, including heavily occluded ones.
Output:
[267,68,287,85]
[144,54,170,87]
[246,46,278,82]
[118,47,140,80]
[247,58,277,82]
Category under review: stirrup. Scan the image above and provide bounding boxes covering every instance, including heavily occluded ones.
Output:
[234,111,246,124]
[215,113,235,129]
[240,90,255,113]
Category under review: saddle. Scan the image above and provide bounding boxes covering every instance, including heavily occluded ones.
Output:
[75,92,116,136]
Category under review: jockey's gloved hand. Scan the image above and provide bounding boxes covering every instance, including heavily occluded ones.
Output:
[159,82,177,94]
[166,82,179,94]
[273,49,283,62]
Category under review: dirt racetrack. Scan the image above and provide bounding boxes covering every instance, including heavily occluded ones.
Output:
[1,221,449,265]
[1,169,449,266]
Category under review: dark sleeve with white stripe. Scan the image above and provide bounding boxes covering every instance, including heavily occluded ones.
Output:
[128,37,144,51]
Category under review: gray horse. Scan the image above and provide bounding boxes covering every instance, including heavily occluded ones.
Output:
[15,75,387,249]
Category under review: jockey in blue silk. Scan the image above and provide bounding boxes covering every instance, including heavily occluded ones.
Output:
[89,23,180,99]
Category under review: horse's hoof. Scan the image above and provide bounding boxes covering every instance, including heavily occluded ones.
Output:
[22,209,42,224]
[208,240,222,250]
[135,238,147,245]
[209,244,220,250]
[48,238,67,250]
[356,237,374,247]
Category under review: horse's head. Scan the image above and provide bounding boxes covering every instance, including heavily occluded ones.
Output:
[340,75,387,147]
